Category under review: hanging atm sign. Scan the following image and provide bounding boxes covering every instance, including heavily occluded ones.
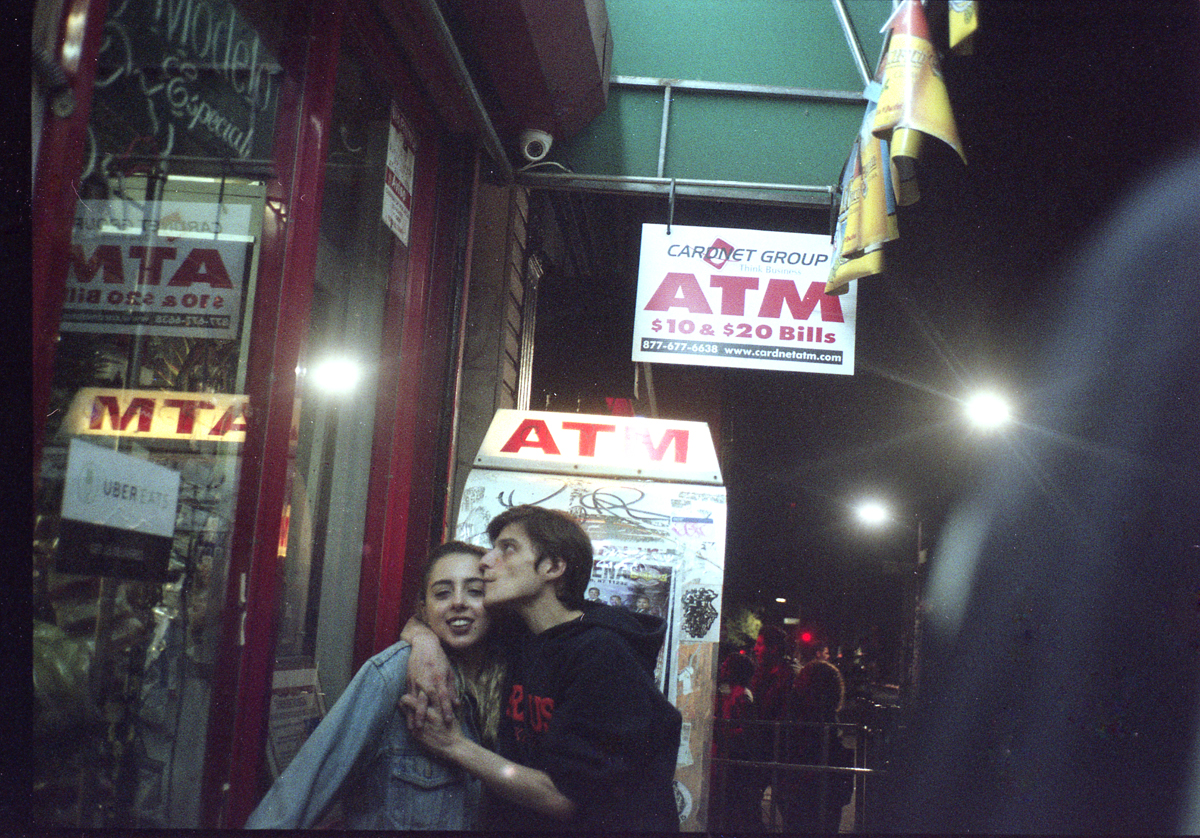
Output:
[63,200,253,339]
[632,223,856,375]
[63,388,249,443]
[474,409,722,485]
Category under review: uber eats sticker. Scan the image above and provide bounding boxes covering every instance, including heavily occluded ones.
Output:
[58,439,181,580]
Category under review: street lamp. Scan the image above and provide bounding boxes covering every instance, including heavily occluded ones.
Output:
[964,390,1011,430]
[853,498,923,704]
[855,500,890,526]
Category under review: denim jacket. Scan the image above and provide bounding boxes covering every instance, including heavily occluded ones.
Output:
[244,641,483,830]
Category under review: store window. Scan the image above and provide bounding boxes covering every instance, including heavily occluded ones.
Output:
[32,0,283,827]
[34,177,266,827]
[261,35,410,782]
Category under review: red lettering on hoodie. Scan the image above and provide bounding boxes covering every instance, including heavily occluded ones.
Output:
[507,684,525,722]
[506,684,555,736]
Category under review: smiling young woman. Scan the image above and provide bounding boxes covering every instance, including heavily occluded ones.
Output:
[243,542,506,830]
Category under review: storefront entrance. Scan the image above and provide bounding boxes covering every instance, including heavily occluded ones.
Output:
[32,0,468,827]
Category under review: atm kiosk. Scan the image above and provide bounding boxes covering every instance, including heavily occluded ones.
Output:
[455,409,727,831]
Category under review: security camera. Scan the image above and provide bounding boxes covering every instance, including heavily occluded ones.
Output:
[519,128,553,163]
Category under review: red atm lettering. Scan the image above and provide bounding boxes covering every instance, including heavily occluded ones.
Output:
[627,427,688,463]
[86,395,247,437]
[209,402,249,436]
[69,244,125,284]
[128,246,178,285]
[644,273,844,322]
[501,419,689,464]
[71,245,234,288]
[758,279,844,323]
[709,275,758,315]
[561,421,616,456]
[164,399,216,434]
[644,273,713,314]
[166,247,233,288]
[90,396,155,432]
[500,419,562,455]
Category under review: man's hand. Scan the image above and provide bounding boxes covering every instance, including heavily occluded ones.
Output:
[399,615,458,726]
[400,694,577,823]
[400,694,463,757]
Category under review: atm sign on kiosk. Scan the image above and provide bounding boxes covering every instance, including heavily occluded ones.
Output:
[455,409,727,830]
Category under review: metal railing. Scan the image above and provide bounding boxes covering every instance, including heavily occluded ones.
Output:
[709,718,881,833]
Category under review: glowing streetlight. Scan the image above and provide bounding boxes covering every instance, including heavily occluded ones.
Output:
[855,500,891,526]
[853,496,923,702]
[309,357,362,393]
[965,390,1011,429]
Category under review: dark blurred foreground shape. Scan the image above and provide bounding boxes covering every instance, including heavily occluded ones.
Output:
[880,148,1200,833]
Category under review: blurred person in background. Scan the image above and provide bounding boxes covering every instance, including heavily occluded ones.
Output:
[712,651,759,831]
[746,624,793,829]
[783,634,850,832]
[880,149,1200,834]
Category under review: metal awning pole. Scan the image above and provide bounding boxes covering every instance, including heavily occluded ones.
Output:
[832,0,873,87]
[519,171,833,195]
[613,74,865,105]
[657,83,673,178]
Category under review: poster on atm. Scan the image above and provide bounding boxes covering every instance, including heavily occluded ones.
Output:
[455,409,726,830]
[632,223,856,375]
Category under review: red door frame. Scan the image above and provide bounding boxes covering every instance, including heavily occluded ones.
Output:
[198,1,344,826]
[210,0,473,825]
[353,137,474,666]
[32,0,109,483]
[33,0,473,826]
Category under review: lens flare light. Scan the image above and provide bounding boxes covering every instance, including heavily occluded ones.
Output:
[309,358,362,393]
[965,391,1011,429]
[855,500,890,526]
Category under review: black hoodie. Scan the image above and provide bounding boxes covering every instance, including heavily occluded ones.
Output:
[487,601,683,832]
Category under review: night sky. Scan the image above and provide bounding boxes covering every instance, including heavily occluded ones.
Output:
[530,1,1200,651]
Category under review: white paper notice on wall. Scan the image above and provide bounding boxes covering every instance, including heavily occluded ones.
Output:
[383,102,417,245]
